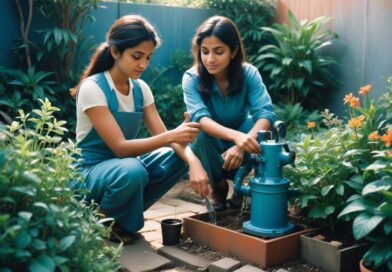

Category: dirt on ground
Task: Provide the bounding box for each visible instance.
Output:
[175,237,325,272]
[174,180,326,272]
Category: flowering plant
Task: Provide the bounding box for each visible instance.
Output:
[338,80,392,271]
[286,79,392,240]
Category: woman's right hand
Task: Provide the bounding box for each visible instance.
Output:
[168,112,200,144]
[233,131,261,154]
[189,159,210,198]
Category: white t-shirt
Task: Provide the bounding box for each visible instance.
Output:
[76,71,154,142]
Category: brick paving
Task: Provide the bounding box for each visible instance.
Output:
[116,181,292,272]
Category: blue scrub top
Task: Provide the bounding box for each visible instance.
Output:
[182,63,276,129]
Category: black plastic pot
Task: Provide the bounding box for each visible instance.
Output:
[161,218,183,246]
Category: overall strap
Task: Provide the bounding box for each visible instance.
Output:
[88,73,119,112]
[131,79,144,113]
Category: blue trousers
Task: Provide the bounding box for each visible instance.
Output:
[191,117,254,186]
[79,147,186,232]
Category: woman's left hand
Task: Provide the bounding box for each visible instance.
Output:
[222,145,244,170]
[189,160,210,198]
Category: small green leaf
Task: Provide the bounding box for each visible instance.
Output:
[324,205,335,215]
[335,184,344,195]
[379,202,392,217]
[321,184,334,196]
[18,211,32,221]
[353,213,384,240]
[0,245,14,255]
[384,222,392,235]
[382,191,392,203]
[15,230,31,249]
[59,235,76,251]
[15,249,31,258]
[31,239,46,250]
[338,199,368,218]
[29,254,55,272]
[363,180,391,195]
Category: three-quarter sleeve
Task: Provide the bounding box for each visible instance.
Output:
[182,70,212,122]
[246,65,276,126]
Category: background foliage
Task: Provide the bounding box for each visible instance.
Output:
[1,0,99,137]
[253,10,339,109]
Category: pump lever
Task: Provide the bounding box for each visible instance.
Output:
[283,143,296,168]
[273,121,286,143]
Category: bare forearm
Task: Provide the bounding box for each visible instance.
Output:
[247,118,271,138]
[170,143,199,165]
[199,117,271,142]
[114,131,173,157]
[199,117,239,142]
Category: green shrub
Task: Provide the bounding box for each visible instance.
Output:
[3,0,99,138]
[203,0,276,58]
[338,79,392,271]
[274,102,320,142]
[0,99,121,272]
[286,82,391,236]
[254,10,339,109]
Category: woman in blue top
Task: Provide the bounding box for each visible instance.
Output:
[73,15,209,244]
[183,16,275,211]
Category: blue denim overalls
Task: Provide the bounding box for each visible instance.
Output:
[76,73,187,232]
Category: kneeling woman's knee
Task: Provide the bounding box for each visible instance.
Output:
[115,158,149,188]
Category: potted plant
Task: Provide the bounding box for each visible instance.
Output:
[285,81,392,271]
[338,79,392,271]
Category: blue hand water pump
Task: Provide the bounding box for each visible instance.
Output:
[233,121,296,237]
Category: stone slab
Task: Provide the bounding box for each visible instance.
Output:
[209,257,242,272]
[158,245,210,271]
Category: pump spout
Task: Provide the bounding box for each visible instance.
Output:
[233,164,252,196]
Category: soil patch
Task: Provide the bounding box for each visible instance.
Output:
[176,237,325,272]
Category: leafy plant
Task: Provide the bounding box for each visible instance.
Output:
[338,80,392,271]
[0,99,121,272]
[203,0,276,58]
[274,102,320,142]
[7,0,100,138]
[286,82,390,237]
[254,10,339,108]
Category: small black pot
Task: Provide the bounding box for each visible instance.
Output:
[161,218,183,246]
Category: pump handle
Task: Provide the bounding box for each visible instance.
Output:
[273,121,286,143]
[283,143,296,168]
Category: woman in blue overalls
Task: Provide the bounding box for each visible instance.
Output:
[182,16,276,211]
[73,15,209,244]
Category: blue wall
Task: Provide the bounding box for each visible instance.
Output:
[1,1,214,74]
[0,1,22,67]
[84,2,214,71]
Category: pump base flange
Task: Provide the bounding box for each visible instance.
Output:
[243,220,295,238]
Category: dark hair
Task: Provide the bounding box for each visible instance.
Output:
[191,16,245,96]
[72,15,160,96]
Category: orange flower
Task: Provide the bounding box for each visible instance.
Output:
[388,150,392,158]
[348,116,365,128]
[359,84,372,95]
[381,129,392,147]
[343,93,354,104]
[307,121,316,129]
[368,131,379,140]
[349,97,360,108]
